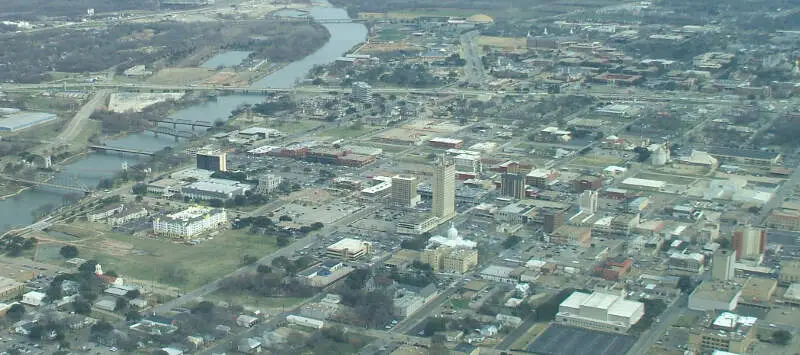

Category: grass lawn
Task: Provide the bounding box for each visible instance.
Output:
[40,223,278,290]
[208,291,307,310]
[512,322,549,350]
[319,125,378,139]
[376,28,406,41]
[268,119,325,134]
[450,298,470,309]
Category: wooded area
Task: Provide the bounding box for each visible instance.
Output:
[0,20,329,83]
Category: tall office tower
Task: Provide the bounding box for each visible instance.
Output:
[501,173,526,199]
[433,155,456,221]
[578,190,599,214]
[390,175,420,208]
[352,81,374,104]
[711,249,735,281]
[196,150,227,172]
[732,226,767,262]
[542,208,565,234]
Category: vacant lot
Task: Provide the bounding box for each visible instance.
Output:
[477,36,527,49]
[147,67,215,85]
[40,222,278,289]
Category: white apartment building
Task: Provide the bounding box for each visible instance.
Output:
[152,206,227,238]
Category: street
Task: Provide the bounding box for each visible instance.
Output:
[626,294,687,355]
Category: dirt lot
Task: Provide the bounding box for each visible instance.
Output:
[477,35,527,49]
[147,67,216,85]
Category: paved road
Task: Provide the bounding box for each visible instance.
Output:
[496,316,537,350]
[459,31,487,87]
[358,287,459,355]
[3,82,741,105]
[626,295,687,355]
[50,89,109,150]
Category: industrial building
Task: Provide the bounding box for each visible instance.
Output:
[325,238,372,261]
[556,291,645,333]
[181,178,253,201]
[152,207,227,238]
[620,177,666,192]
[0,111,58,132]
[707,147,781,166]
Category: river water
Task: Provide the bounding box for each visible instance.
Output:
[0,3,367,233]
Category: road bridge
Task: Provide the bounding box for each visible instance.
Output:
[146,126,196,139]
[88,145,155,156]
[149,118,215,129]
[0,174,91,194]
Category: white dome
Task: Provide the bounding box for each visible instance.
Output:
[447,224,459,239]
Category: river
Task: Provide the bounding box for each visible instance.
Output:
[0,2,367,233]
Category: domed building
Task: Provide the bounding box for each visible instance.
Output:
[467,14,494,24]
[428,223,477,249]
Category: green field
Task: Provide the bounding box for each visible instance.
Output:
[208,291,307,310]
[319,124,378,139]
[40,224,278,290]
[376,28,406,41]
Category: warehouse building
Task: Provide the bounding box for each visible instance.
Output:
[0,111,58,132]
[620,177,666,192]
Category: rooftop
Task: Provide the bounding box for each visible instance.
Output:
[165,206,224,222]
[707,147,780,160]
[327,238,370,252]
[621,177,666,189]
[740,277,777,303]
[691,280,742,303]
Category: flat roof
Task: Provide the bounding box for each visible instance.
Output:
[328,238,369,252]
[621,177,666,188]
[691,281,742,303]
[527,324,636,355]
[784,283,800,301]
[741,277,777,302]
[707,147,780,160]
[608,299,644,318]
[582,292,618,310]
[560,291,591,310]
[166,206,224,221]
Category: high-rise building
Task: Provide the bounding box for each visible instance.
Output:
[578,190,599,214]
[390,175,420,208]
[432,155,456,221]
[196,150,227,172]
[352,81,373,103]
[711,249,735,281]
[732,227,767,262]
[542,209,565,234]
[501,173,526,199]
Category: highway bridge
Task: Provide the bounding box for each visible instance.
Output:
[2,82,740,105]
[0,174,92,194]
